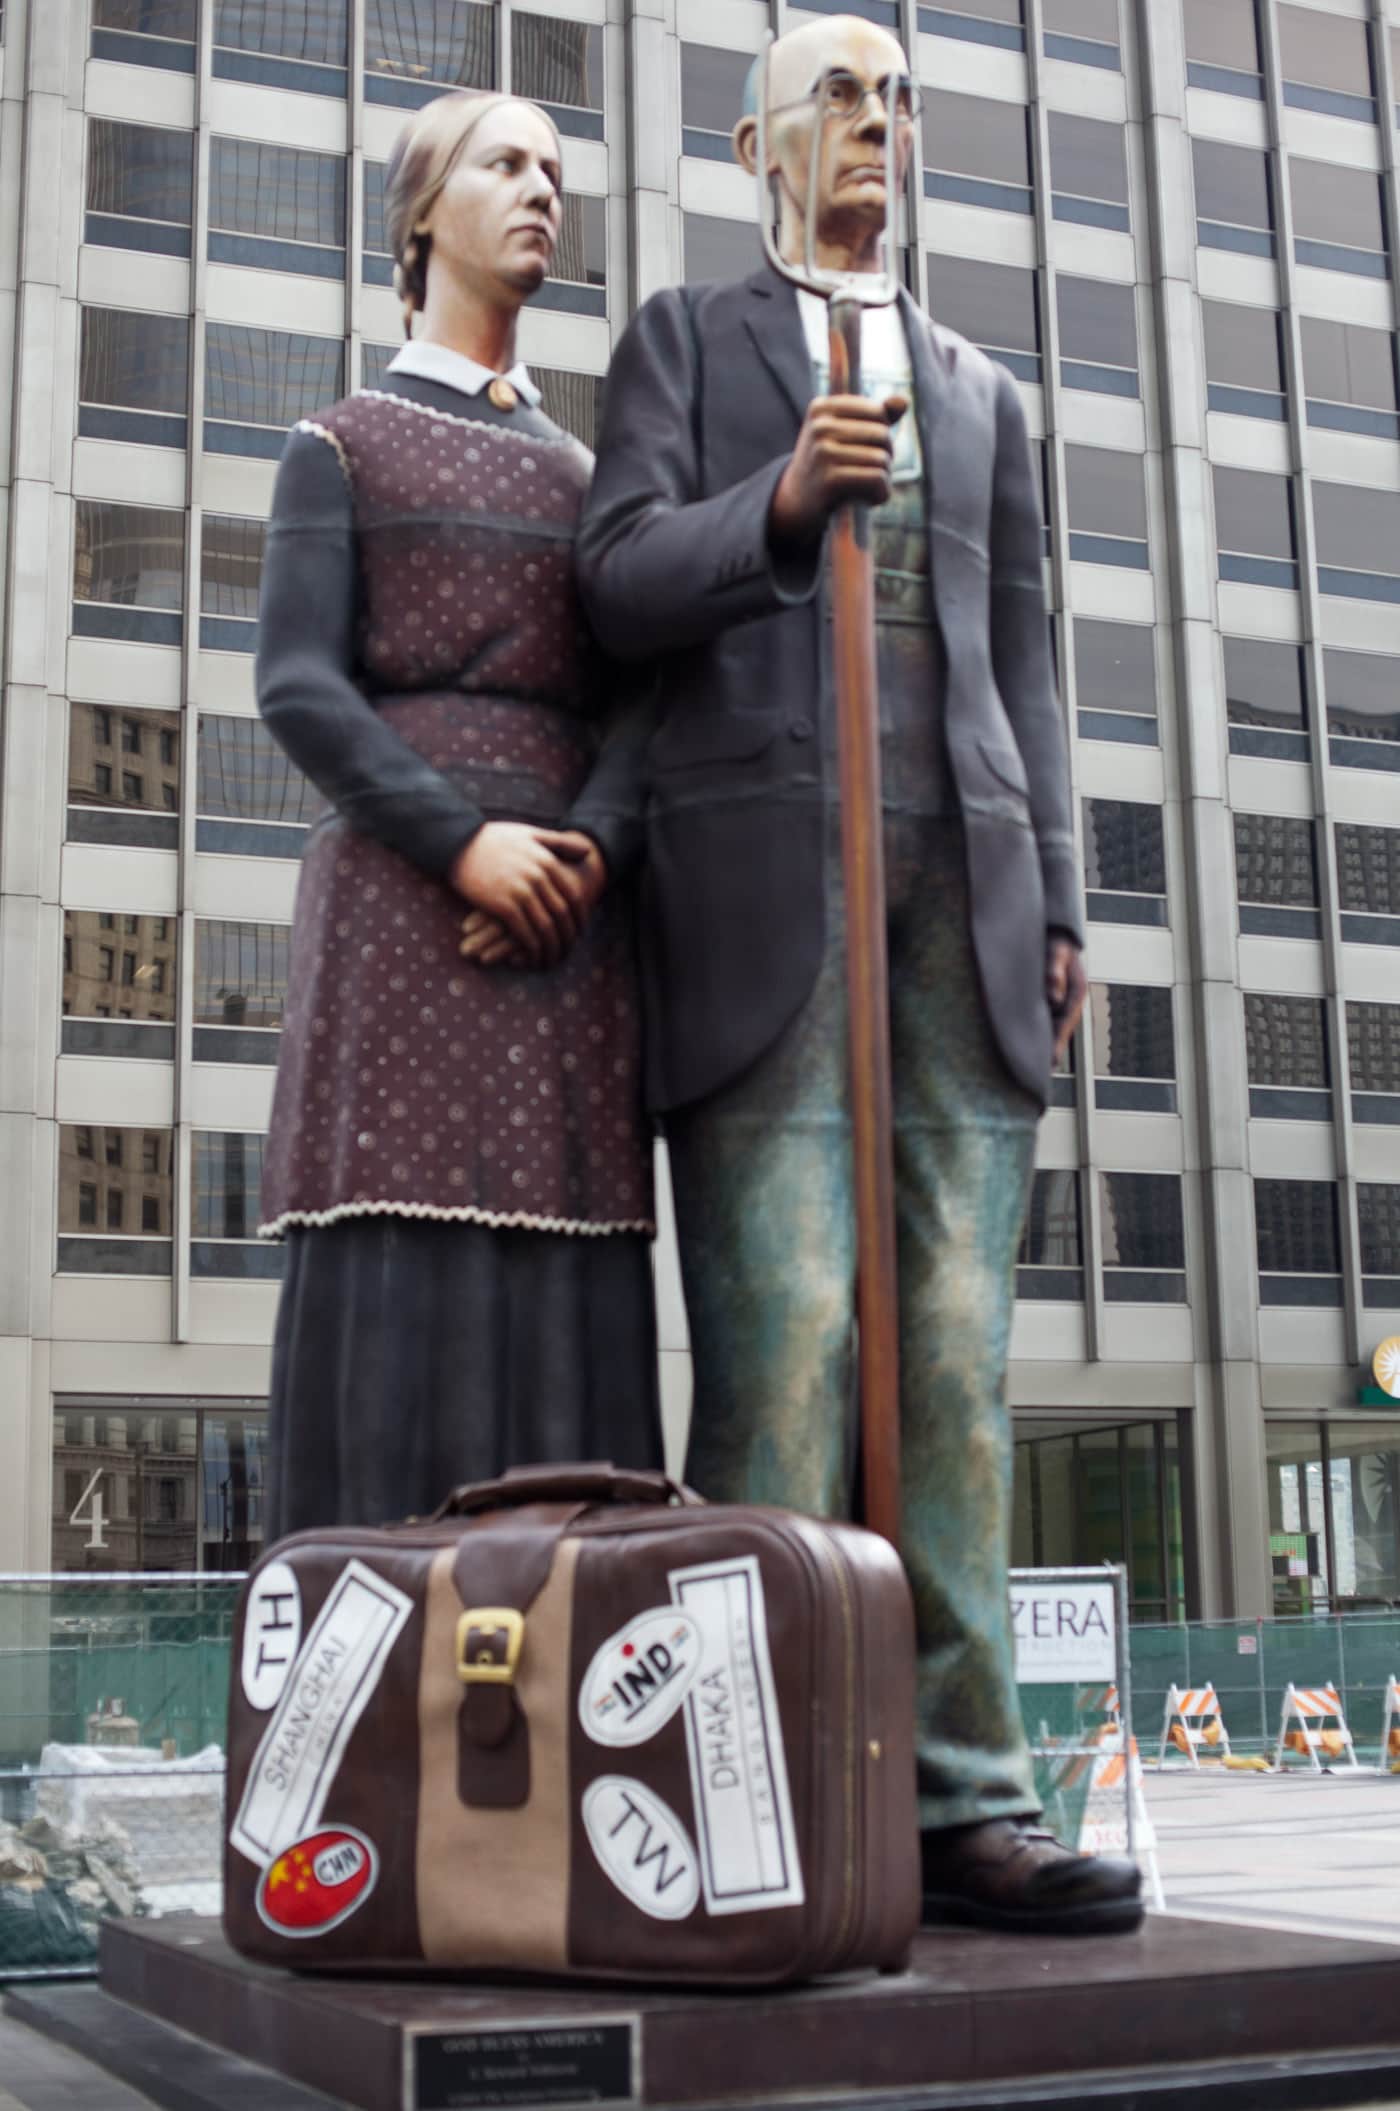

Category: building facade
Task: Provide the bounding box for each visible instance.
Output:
[0,0,1398,1617]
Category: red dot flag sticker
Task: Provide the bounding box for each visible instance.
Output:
[256,1826,377,1938]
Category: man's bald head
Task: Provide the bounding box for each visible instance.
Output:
[745,15,909,120]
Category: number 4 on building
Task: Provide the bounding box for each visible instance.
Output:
[69,1468,108,1550]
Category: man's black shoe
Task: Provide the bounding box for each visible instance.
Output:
[921,1818,1144,1935]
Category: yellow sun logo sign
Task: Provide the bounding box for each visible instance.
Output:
[1375,1338,1400,1401]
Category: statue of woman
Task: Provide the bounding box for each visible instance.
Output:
[254,88,660,1538]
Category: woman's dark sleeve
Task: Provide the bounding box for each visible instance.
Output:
[256,423,486,881]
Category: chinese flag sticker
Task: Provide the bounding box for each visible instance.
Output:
[256,1827,377,1938]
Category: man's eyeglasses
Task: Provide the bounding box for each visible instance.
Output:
[770,69,922,128]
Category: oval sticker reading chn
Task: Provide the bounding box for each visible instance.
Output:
[256,1826,377,1938]
[241,1561,302,1711]
[582,1776,699,1922]
[578,1608,702,1748]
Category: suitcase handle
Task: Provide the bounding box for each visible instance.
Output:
[430,1463,703,1519]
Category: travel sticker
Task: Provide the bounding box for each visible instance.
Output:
[582,1775,700,1922]
[667,1555,805,1917]
[240,1561,302,1711]
[230,1559,412,1867]
[578,1608,702,1748]
[256,1825,378,1938]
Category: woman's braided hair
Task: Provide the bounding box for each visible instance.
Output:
[385,89,561,338]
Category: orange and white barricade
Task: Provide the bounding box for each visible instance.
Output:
[1077,1724,1166,1909]
[1274,1682,1359,1772]
[1379,1676,1400,1770]
[1076,1683,1121,1726]
[1156,1683,1231,1768]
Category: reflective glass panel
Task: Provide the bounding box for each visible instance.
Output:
[1313,483,1400,577]
[86,118,194,223]
[1223,637,1306,730]
[1183,0,1259,72]
[197,714,321,824]
[69,704,180,811]
[680,42,749,136]
[1348,1002,1400,1095]
[1301,318,1397,412]
[1043,0,1117,38]
[922,90,1031,185]
[1267,1421,1331,1614]
[1323,648,1400,745]
[1328,1422,1400,1609]
[213,0,347,62]
[95,0,198,30]
[1335,824,1400,916]
[1213,466,1294,559]
[1202,301,1282,392]
[1065,446,1147,539]
[1056,274,1136,368]
[1090,984,1175,1078]
[58,1126,173,1234]
[52,1406,201,1573]
[1019,1169,1082,1265]
[363,160,387,254]
[1099,1172,1185,1269]
[200,1414,267,1571]
[194,921,290,1028]
[204,324,343,428]
[512,14,602,110]
[80,307,189,412]
[1244,993,1329,1089]
[534,368,606,449]
[1278,6,1372,97]
[927,253,1038,355]
[1233,813,1318,907]
[682,212,761,282]
[364,0,493,88]
[201,516,266,620]
[1289,160,1385,252]
[73,502,185,610]
[192,1131,267,1238]
[1192,138,1271,229]
[64,911,177,1022]
[1074,620,1154,715]
[208,137,346,244]
[1047,110,1127,202]
[1082,799,1165,894]
[1253,1178,1341,1273]
[554,194,605,286]
[1359,1186,1400,1277]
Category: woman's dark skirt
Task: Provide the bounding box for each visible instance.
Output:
[265,1214,663,1540]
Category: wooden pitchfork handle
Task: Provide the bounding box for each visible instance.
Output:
[828,295,901,1550]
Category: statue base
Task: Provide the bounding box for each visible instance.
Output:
[8,1911,1400,2109]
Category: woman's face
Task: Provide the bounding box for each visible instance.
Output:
[424,102,563,303]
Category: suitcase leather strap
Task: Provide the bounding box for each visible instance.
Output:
[451,1501,587,1812]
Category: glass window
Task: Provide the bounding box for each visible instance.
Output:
[922,89,1031,188]
[1359,1185,1400,1281]
[682,212,760,283]
[1301,318,1397,431]
[680,42,749,158]
[1324,649,1400,747]
[1043,0,1117,47]
[1090,984,1174,1079]
[1202,302,1282,395]
[73,501,185,611]
[80,307,188,415]
[1313,483,1400,583]
[95,0,197,29]
[201,515,266,622]
[192,1131,267,1238]
[86,118,193,227]
[64,911,176,1023]
[1082,799,1166,895]
[1245,993,1329,1089]
[1183,0,1259,76]
[1065,446,1147,540]
[1099,1172,1185,1269]
[1223,637,1306,732]
[1266,1422,1331,1614]
[197,713,320,827]
[1278,6,1373,104]
[1057,275,1137,389]
[361,341,396,391]
[194,921,290,1029]
[927,253,1038,369]
[58,1125,173,1271]
[1233,813,1318,907]
[1018,1169,1082,1266]
[1290,159,1386,261]
[553,193,606,289]
[922,0,1022,30]
[1349,1003,1400,1096]
[1325,1421,1400,1608]
[1335,824,1400,917]
[204,324,343,432]
[363,159,388,257]
[1254,1178,1341,1274]
[512,14,603,136]
[209,137,346,247]
[1074,620,1154,717]
[69,703,179,813]
[1212,465,1295,560]
[1047,110,1128,211]
[1192,138,1272,232]
[213,1,346,64]
[364,0,494,97]
[534,368,606,450]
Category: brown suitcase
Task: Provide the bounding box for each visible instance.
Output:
[223,1464,919,1985]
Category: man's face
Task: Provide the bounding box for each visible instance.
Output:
[764,19,916,245]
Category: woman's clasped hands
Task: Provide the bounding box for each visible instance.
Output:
[452,821,607,969]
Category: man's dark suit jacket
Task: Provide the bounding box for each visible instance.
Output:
[573,263,1085,1116]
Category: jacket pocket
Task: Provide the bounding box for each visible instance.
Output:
[650,711,780,772]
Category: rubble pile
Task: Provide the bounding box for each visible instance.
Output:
[0,1809,145,1968]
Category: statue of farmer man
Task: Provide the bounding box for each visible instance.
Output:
[576,15,1141,1933]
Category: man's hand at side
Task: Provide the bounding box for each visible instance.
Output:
[769,393,907,548]
[1046,933,1086,1066]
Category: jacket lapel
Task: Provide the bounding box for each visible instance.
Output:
[899,286,949,520]
[742,267,813,427]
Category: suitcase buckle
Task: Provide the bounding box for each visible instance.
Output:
[456,1607,524,1686]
